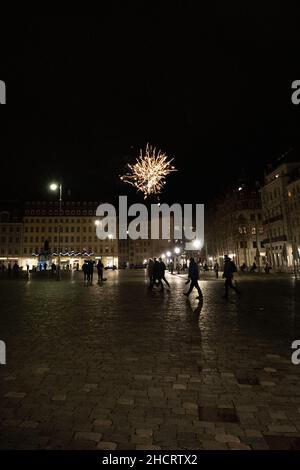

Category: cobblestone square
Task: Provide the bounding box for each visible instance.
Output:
[0,270,300,450]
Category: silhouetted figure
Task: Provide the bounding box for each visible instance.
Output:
[82,262,89,282]
[203,263,209,271]
[169,260,174,274]
[223,255,239,299]
[76,263,79,271]
[87,260,94,283]
[13,262,19,277]
[264,263,272,274]
[250,262,257,272]
[151,258,163,290]
[97,259,104,283]
[240,262,247,272]
[158,257,170,289]
[147,258,154,287]
[8,263,12,277]
[184,257,202,299]
[214,261,219,279]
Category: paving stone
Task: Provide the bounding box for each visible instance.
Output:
[97,441,117,450]
[215,434,241,443]
[74,432,102,442]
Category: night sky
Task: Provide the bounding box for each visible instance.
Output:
[2,6,300,205]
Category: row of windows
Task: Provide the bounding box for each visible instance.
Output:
[24,218,96,224]
[24,236,115,244]
[24,226,96,233]
[25,210,95,216]
[0,236,20,243]
[238,227,264,235]
[0,248,19,255]
[23,247,114,255]
[0,227,21,233]
[239,241,264,249]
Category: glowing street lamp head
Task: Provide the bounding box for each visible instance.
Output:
[161,254,166,259]
[94,220,100,226]
[193,239,201,249]
[166,251,171,258]
[50,183,58,191]
[174,247,180,255]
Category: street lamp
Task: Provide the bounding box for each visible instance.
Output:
[50,182,62,278]
[174,247,181,273]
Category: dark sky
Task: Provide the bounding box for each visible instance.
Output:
[2,5,300,205]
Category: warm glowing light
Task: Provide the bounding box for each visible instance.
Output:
[174,247,180,255]
[120,143,177,198]
[50,183,58,191]
[161,254,166,259]
[95,220,100,226]
[166,251,171,257]
[193,239,201,249]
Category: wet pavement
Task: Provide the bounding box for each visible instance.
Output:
[0,270,300,450]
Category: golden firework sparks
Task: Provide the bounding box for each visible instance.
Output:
[120,144,177,198]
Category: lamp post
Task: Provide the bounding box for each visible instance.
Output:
[174,247,180,273]
[50,183,62,278]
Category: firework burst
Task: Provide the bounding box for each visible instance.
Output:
[120,144,177,198]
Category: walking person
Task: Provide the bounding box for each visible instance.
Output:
[82,261,89,282]
[97,259,104,283]
[223,255,239,299]
[184,257,202,299]
[151,257,163,290]
[147,258,154,288]
[158,257,170,289]
[213,261,219,279]
[88,260,94,284]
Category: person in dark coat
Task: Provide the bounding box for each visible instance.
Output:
[82,261,89,282]
[223,255,239,298]
[158,257,170,289]
[97,259,104,283]
[184,257,202,299]
[151,257,163,290]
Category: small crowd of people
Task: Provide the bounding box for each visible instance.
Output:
[82,259,105,284]
[146,254,241,301]
[147,257,171,290]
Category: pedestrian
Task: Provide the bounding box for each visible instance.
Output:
[147,258,154,287]
[250,262,257,272]
[82,261,89,282]
[88,260,94,283]
[184,257,202,299]
[158,257,170,289]
[169,259,174,274]
[213,261,219,279]
[97,259,104,283]
[240,262,247,272]
[151,257,163,290]
[223,255,239,299]
[13,262,19,277]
